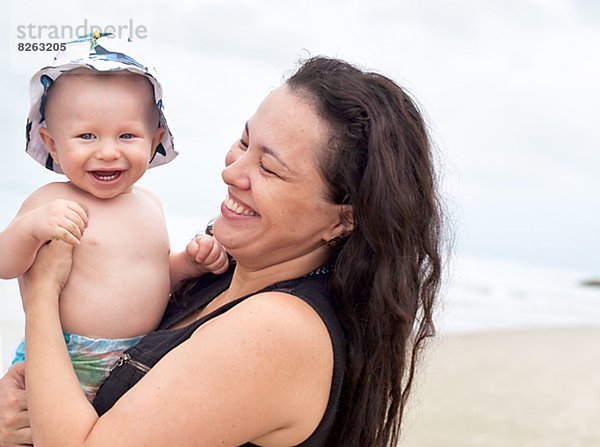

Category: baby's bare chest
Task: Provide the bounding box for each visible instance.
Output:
[58,193,171,336]
[84,203,165,247]
[77,197,169,261]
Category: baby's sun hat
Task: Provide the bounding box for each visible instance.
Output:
[25,31,177,174]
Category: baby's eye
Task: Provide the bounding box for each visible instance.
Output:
[78,133,95,140]
[120,133,135,139]
[239,138,249,150]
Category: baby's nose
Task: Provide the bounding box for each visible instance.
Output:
[95,143,121,160]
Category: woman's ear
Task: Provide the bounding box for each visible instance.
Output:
[38,127,59,163]
[326,205,354,242]
[339,204,354,235]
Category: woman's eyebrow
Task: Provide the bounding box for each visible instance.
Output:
[246,121,292,172]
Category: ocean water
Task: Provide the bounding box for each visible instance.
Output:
[436,254,600,334]
[2,250,599,373]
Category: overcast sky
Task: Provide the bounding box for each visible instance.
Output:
[2,0,599,273]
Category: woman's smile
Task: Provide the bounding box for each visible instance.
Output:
[223,194,259,217]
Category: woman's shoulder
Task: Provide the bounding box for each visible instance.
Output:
[179,289,335,445]
[232,271,344,358]
[228,289,334,348]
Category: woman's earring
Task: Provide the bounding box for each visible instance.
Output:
[326,236,340,247]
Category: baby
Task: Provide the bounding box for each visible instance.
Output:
[0,33,227,400]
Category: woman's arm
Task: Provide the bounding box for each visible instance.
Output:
[22,242,332,447]
[90,293,333,446]
[20,241,99,445]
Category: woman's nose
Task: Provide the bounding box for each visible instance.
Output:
[222,149,250,190]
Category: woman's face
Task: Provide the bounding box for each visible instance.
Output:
[213,85,349,269]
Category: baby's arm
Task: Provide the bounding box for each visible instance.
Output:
[0,191,87,279]
[169,235,229,289]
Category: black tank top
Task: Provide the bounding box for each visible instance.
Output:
[93,267,345,446]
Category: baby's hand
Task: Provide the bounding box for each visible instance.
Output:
[186,234,229,275]
[29,200,88,247]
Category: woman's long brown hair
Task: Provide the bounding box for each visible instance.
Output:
[288,57,443,446]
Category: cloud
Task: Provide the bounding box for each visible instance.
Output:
[2,0,598,270]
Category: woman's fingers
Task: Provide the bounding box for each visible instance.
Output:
[21,240,74,298]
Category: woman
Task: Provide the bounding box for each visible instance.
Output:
[0,56,442,446]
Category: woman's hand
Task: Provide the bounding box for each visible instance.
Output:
[19,240,74,313]
[0,362,32,446]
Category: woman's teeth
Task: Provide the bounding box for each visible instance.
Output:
[226,197,258,216]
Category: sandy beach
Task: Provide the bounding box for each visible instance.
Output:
[400,327,600,447]
[3,278,600,446]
